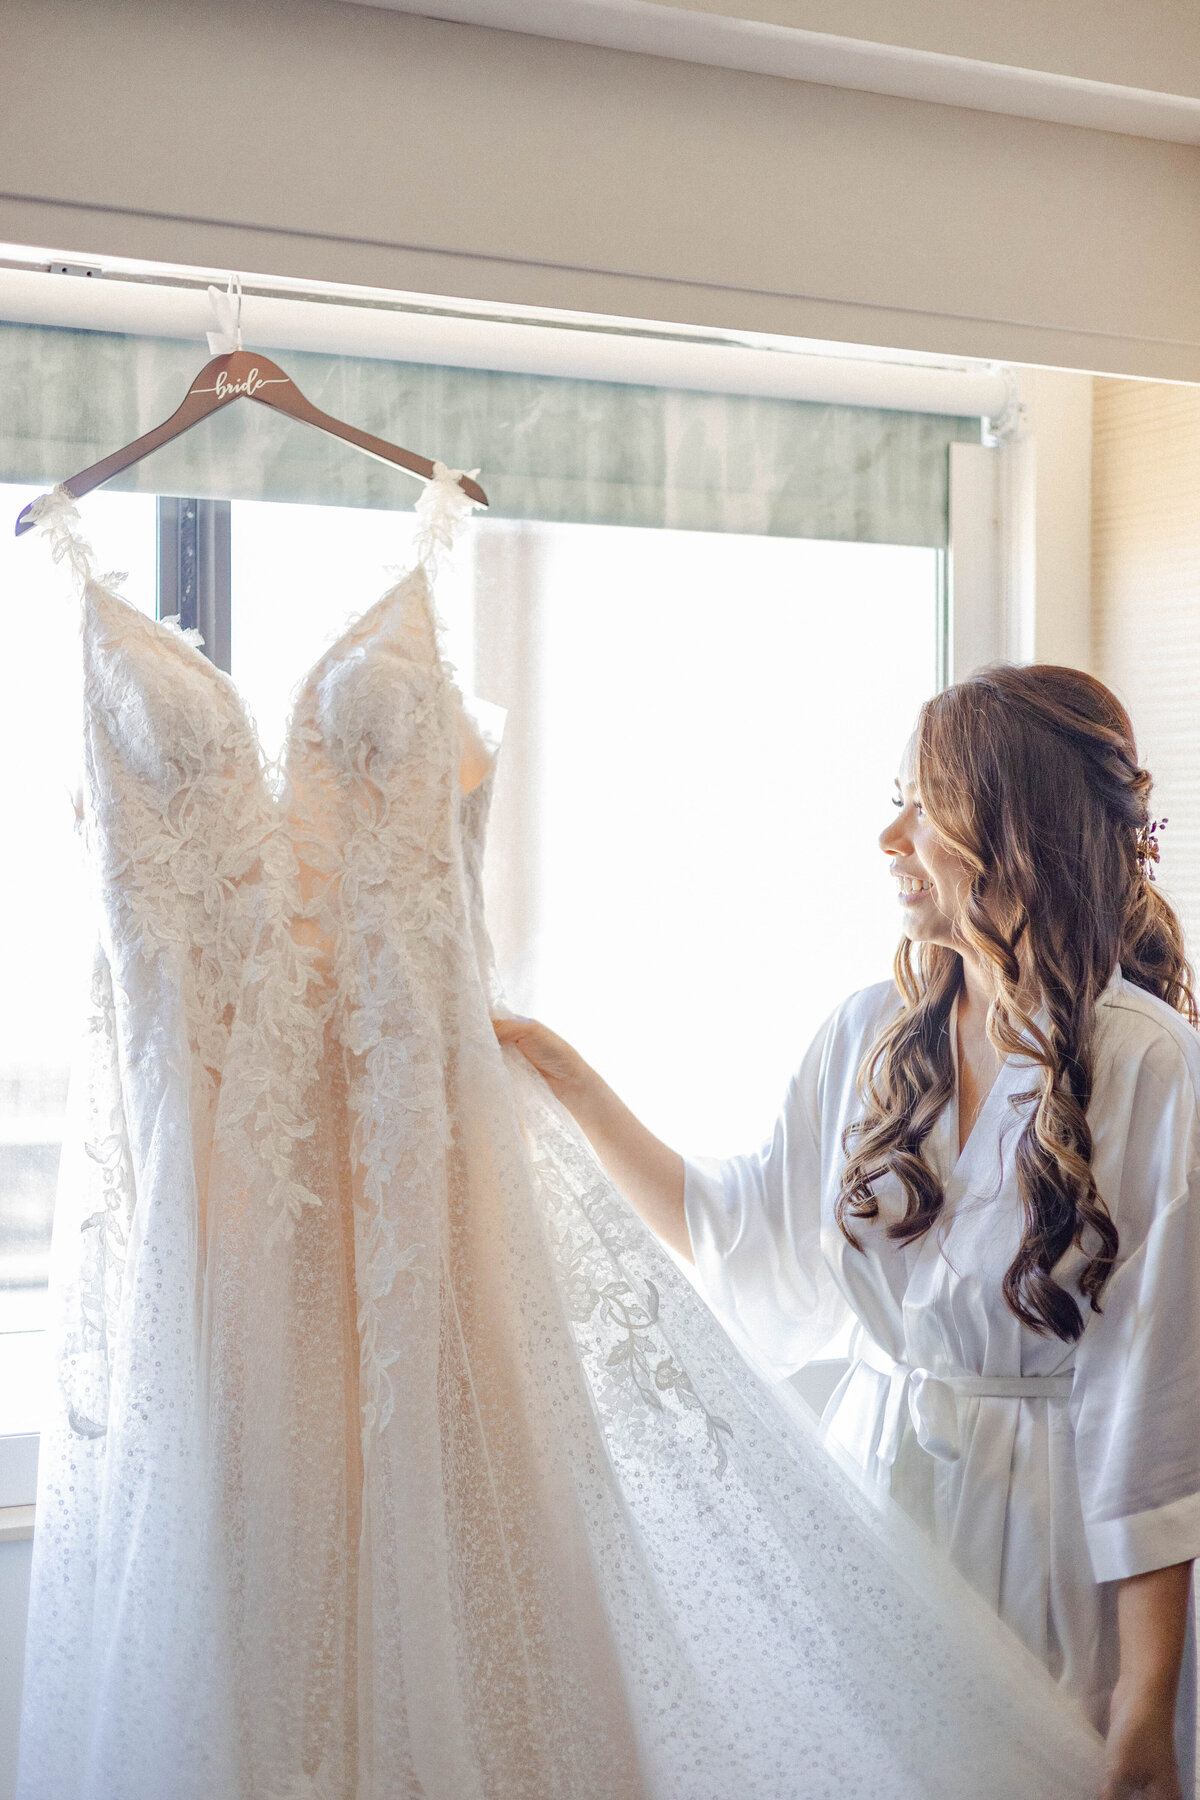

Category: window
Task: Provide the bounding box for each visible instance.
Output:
[507,523,937,1152]
[0,488,939,1444]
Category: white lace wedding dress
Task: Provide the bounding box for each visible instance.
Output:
[18,476,1108,1800]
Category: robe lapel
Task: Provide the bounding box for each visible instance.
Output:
[923,994,960,1188]
[925,992,1039,1203]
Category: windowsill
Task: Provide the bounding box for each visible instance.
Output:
[0,1504,34,1543]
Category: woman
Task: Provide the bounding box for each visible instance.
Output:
[498,664,1200,1800]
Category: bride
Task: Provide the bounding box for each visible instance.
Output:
[499,662,1200,1800]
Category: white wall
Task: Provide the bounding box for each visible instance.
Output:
[1019,367,1096,672]
[1092,378,1200,952]
[1,0,1199,379]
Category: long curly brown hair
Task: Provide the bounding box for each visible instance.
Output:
[837,663,1196,1341]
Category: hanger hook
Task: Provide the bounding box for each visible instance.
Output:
[228,271,244,352]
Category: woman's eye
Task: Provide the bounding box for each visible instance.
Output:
[890,796,903,810]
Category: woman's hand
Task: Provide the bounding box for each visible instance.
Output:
[1101,1561,1192,1800]
[492,1016,590,1103]
[1099,1687,1181,1799]
[492,1015,691,1261]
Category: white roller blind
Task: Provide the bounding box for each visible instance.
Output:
[4,0,1199,381]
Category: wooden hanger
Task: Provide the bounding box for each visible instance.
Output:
[15,347,488,534]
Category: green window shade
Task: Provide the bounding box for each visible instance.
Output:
[0,321,979,546]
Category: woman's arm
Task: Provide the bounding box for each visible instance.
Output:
[1100,1560,1192,1800]
[494,1017,692,1261]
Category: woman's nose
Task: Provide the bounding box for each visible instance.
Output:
[879,815,909,855]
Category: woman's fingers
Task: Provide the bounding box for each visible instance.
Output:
[491,1016,583,1091]
[492,1016,532,1041]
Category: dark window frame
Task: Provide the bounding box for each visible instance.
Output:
[156,497,232,672]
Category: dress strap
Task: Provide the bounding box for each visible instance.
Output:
[25,484,100,595]
[854,1332,1074,1467]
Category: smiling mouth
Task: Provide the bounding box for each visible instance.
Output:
[897,876,930,896]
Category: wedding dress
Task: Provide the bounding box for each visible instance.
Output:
[18,476,1108,1800]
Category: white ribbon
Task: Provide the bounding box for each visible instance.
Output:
[855,1334,1074,1466]
[414,459,483,567]
[205,272,244,355]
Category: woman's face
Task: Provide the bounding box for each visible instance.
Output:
[879,735,975,949]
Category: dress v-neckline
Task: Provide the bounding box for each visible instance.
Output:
[87,564,429,766]
[83,564,503,810]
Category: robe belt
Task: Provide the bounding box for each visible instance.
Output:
[854,1335,1075,1466]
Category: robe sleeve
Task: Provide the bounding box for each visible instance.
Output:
[682,1010,849,1378]
[1071,1040,1200,1584]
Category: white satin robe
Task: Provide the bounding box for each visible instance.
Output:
[684,969,1200,1748]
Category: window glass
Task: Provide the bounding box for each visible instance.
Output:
[523,525,938,1152]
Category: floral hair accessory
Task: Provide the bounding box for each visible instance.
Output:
[1136,816,1168,882]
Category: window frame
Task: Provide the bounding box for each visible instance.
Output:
[157,496,232,669]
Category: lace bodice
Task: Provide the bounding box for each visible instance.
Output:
[19,480,1110,1800]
